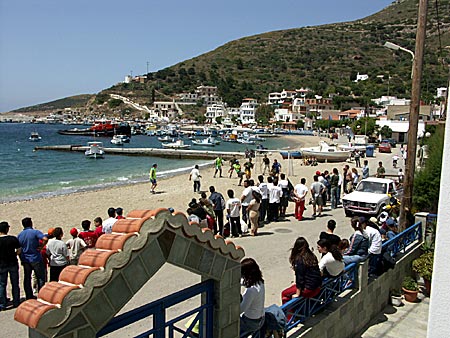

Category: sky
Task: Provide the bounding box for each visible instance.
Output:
[0,0,394,112]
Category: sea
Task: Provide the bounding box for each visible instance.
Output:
[0,123,293,203]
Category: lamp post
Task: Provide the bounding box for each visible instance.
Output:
[384,41,415,79]
[384,0,428,231]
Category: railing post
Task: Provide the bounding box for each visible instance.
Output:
[357,261,368,290]
[153,302,166,338]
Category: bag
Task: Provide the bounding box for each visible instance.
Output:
[220,195,226,210]
[241,220,248,234]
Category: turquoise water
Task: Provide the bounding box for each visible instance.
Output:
[0,123,293,202]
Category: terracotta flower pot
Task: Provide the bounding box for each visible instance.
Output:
[402,287,418,302]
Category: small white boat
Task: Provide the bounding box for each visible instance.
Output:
[192,137,216,147]
[338,143,367,152]
[85,142,105,159]
[117,134,130,143]
[111,135,124,145]
[301,141,350,162]
[29,132,42,142]
[161,139,191,149]
[237,138,255,145]
[157,136,173,142]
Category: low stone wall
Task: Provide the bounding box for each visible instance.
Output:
[294,242,422,338]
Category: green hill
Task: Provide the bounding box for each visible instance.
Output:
[103,0,449,108]
[13,94,93,113]
[14,0,450,113]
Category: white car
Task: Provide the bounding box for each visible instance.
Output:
[342,178,398,217]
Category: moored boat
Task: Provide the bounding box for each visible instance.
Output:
[161,139,191,149]
[192,137,216,147]
[301,141,350,162]
[111,135,124,146]
[279,151,302,159]
[29,132,42,142]
[85,142,105,159]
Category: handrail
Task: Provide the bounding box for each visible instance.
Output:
[382,221,422,257]
[97,279,214,337]
[281,221,422,333]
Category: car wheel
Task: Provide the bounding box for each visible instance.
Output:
[345,209,353,217]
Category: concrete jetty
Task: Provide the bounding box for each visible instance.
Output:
[34,145,245,160]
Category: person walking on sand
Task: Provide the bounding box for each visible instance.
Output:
[376,161,385,178]
[213,156,224,178]
[228,156,238,178]
[189,165,202,193]
[244,158,254,180]
[149,163,158,194]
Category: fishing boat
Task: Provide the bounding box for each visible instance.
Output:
[279,151,302,159]
[29,132,42,142]
[192,137,217,147]
[85,142,105,159]
[58,120,131,137]
[237,138,255,145]
[157,135,173,142]
[301,141,350,162]
[161,139,191,149]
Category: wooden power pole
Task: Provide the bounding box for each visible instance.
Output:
[399,0,428,230]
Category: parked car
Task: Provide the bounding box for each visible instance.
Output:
[342,178,398,217]
[382,138,397,148]
[378,142,392,153]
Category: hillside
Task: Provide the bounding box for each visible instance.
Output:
[12,94,93,113]
[13,0,450,114]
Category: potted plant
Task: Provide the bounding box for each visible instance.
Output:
[390,288,403,307]
[412,251,433,294]
[402,276,419,302]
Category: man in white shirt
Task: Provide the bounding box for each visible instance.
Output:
[310,175,326,217]
[226,189,242,238]
[257,175,269,223]
[102,207,118,234]
[361,217,382,278]
[189,165,202,193]
[294,178,308,221]
[240,180,253,225]
[268,177,282,222]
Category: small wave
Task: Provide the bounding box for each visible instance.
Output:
[59,181,72,185]
[117,176,129,181]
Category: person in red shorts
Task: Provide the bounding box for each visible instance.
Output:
[281,237,321,304]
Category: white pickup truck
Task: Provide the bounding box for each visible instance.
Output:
[342,178,398,217]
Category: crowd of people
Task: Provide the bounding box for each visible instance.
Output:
[239,212,399,337]
[0,207,126,311]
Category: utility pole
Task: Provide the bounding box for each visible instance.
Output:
[399,0,428,231]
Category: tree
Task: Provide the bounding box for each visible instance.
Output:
[255,104,274,126]
[380,125,393,138]
[351,117,377,136]
[413,126,444,213]
[296,119,305,129]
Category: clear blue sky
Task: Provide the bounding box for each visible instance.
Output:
[0,0,394,112]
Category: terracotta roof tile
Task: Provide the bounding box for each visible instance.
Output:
[78,249,118,267]
[95,233,136,251]
[59,266,100,286]
[38,282,80,305]
[14,299,56,328]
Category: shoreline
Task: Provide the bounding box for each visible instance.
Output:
[1,134,318,231]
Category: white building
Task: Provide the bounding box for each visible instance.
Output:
[239,98,258,124]
[354,72,369,82]
[205,103,226,123]
[372,96,411,106]
[274,108,303,122]
[436,87,447,98]
[268,92,282,104]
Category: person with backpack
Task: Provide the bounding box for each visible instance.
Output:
[209,186,226,235]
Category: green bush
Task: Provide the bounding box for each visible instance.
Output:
[412,252,434,280]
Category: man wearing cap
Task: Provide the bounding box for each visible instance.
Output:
[361,217,382,278]
[17,217,47,299]
[0,221,22,309]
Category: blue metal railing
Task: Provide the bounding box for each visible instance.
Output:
[281,221,422,333]
[97,279,214,338]
[281,263,358,332]
[382,221,422,257]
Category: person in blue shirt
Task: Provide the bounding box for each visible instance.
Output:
[17,217,47,299]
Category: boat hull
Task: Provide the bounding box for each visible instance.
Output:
[279,151,302,160]
[301,150,349,162]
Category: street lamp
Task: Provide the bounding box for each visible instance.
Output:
[384,41,415,78]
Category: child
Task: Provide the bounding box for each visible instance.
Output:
[93,217,104,240]
[66,228,87,265]
[116,207,125,219]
